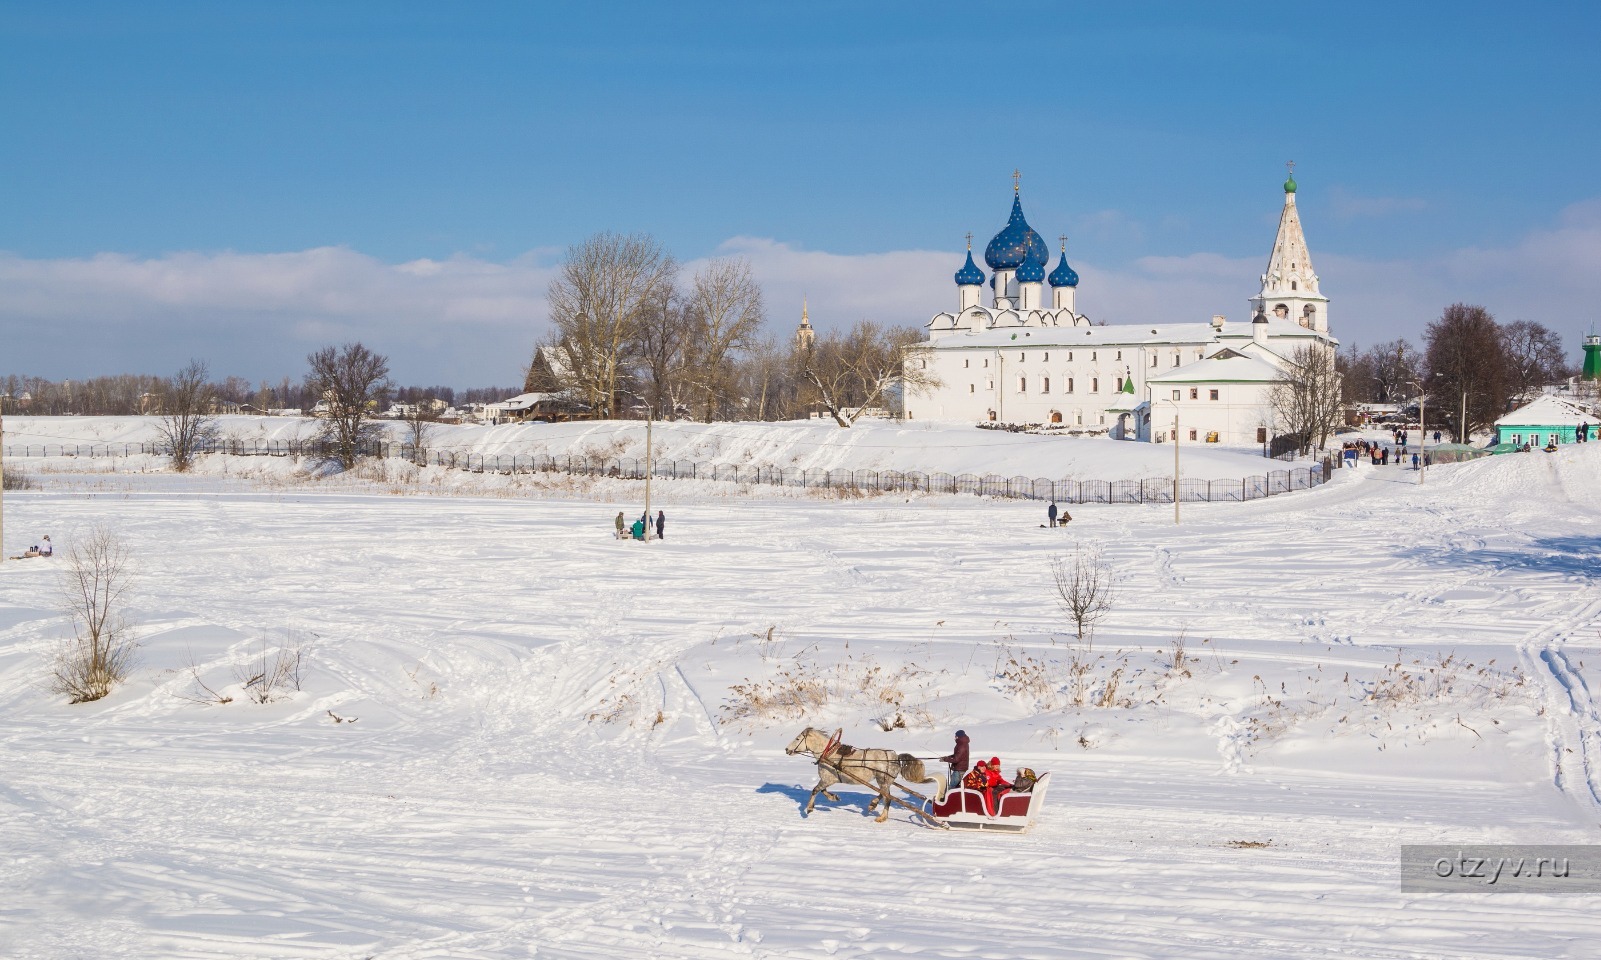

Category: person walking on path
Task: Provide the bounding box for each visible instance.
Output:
[1412,452,1420,470]
[655,510,665,541]
[1046,502,1058,527]
[940,729,970,792]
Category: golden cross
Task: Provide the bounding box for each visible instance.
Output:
[1059,234,1067,252]
[1286,160,1295,177]
[965,231,973,250]
[1012,168,1021,193]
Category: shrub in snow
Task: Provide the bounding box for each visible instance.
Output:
[51,527,137,704]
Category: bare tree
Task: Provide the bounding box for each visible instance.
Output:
[545,232,677,419]
[798,321,939,427]
[51,527,137,703]
[635,285,692,419]
[1424,303,1511,443]
[156,359,220,472]
[684,258,765,422]
[401,400,441,466]
[306,343,392,469]
[1500,320,1570,399]
[1050,544,1117,642]
[735,335,801,421]
[1267,344,1344,455]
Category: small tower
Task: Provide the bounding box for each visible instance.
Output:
[954,233,985,311]
[1248,163,1330,334]
[1048,235,1079,314]
[1583,331,1601,382]
[795,300,816,352]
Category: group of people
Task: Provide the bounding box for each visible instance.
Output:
[1340,438,1430,470]
[614,510,666,541]
[940,729,1038,815]
[1044,502,1071,528]
[7,534,52,560]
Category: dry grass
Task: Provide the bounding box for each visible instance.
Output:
[722,650,940,726]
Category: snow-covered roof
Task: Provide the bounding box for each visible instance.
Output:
[497,392,557,411]
[928,317,1332,350]
[1147,351,1286,385]
[1495,395,1601,427]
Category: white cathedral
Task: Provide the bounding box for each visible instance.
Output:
[901,173,1337,446]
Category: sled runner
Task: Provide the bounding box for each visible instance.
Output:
[926,772,1052,833]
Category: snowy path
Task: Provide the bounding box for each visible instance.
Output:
[2,445,1600,958]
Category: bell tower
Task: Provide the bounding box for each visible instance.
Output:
[1248,163,1330,334]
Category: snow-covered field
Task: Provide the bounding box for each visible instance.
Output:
[2,425,1600,959]
[6,415,1297,482]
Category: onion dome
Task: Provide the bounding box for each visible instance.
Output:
[1048,250,1079,288]
[984,195,1049,270]
[1016,252,1047,283]
[954,250,985,286]
[1284,175,1297,194]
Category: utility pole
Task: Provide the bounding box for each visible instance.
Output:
[644,413,653,541]
[1416,384,1427,484]
[1173,409,1181,525]
[0,397,6,565]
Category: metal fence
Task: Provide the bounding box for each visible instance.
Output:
[3,438,1338,505]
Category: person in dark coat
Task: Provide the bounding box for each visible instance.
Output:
[1046,502,1058,527]
[655,510,665,540]
[940,729,970,792]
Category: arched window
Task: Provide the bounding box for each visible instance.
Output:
[1018,375,1027,393]
[1092,377,1099,393]
[1050,410,1062,424]
[1066,377,1075,393]
[987,409,997,422]
[1116,377,1124,391]
[1041,377,1051,393]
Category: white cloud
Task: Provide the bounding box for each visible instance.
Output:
[1327,187,1427,220]
[6,200,1599,384]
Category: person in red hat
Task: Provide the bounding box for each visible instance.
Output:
[982,756,1013,814]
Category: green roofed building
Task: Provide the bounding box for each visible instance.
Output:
[1494,396,1599,447]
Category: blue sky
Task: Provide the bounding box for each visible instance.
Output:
[4,1,1599,384]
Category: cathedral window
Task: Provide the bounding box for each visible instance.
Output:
[1043,352,1049,362]
[1171,390,1181,401]
[1091,351,1097,361]
[1115,350,1122,361]
[1189,387,1198,400]
[1067,351,1073,361]
[1019,353,1025,361]
[1018,376,1027,393]
[1066,377,1074,393]
[1172,352,1180,367]
[1150,355,1157,368]
[969,384,975,393]
[1091,377,1099,393]
[1210,389,1219,401]
[1189,429,1197,441]
[983,358,989,368]
[963,358,970,369]
[1290,281,1298,290]
[1116,377,1124,391]
[1042,377,1051,393]
[986,379,994,390]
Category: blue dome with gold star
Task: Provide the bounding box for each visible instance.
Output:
[1048,250,1079,288]
[1016,251,1047,283]
[984,195,1049,270]
[954,250,984,286]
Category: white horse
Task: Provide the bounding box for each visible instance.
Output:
[785,726,946,823]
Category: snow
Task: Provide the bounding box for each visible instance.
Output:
[6,414,1305,482]
[2,420,1600,958]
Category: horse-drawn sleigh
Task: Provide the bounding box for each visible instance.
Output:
[785,727,1050,833]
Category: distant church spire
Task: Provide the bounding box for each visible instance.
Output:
[795,298,816,351]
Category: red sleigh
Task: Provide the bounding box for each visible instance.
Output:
[927,773,1052,833]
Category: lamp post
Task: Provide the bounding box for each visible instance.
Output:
[1409,379,1427,484]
